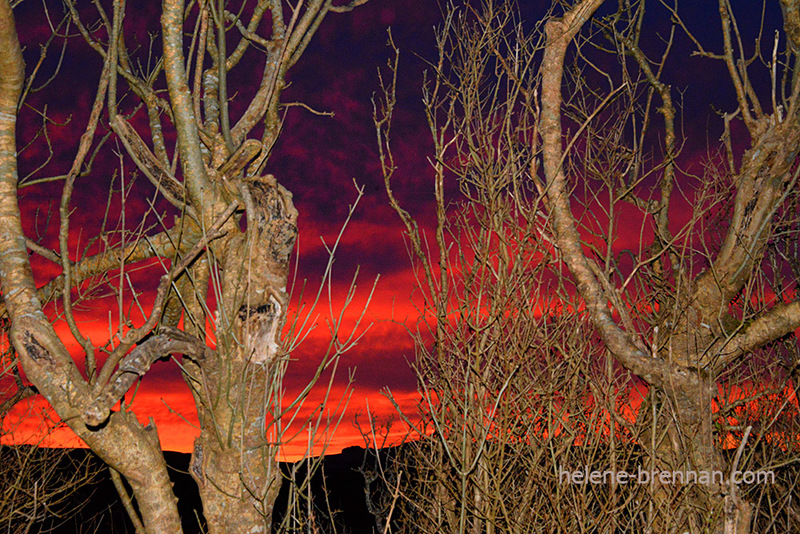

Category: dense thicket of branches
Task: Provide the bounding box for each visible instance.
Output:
[372,1,800,533]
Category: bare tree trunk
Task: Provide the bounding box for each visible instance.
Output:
[3,0,371,530]
[376,1,800,532]
[187,177,297,532]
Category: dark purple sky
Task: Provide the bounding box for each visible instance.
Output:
[3,0,786,457]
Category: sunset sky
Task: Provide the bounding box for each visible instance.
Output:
[1,0,787,461]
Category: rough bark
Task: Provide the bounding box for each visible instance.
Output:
[540,0,673,388]
[3,0,369,531]
[188,177,297,533]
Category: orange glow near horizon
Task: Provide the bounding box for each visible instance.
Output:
[5,373,798,462]
[0,387,423,462]
[0,256,426,462]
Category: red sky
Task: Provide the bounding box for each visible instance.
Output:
[1,0,791,461]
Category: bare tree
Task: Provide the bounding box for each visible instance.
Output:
[0,1,373,533]
[375,1,800,533]
[539,1,800,532]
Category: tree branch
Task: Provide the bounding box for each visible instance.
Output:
[0,383,35,419]
[713,301,800,368]
[539,0,671,386]
[0,0,48,322]
[0,227,181,320]
[95,199,237,389]
[693,127,800,324]
[84,327,212,426]
[162,0,213,207]
[111,115,190,214]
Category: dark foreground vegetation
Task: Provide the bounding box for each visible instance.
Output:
[4,439,800,534]
[1,445,381,534]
